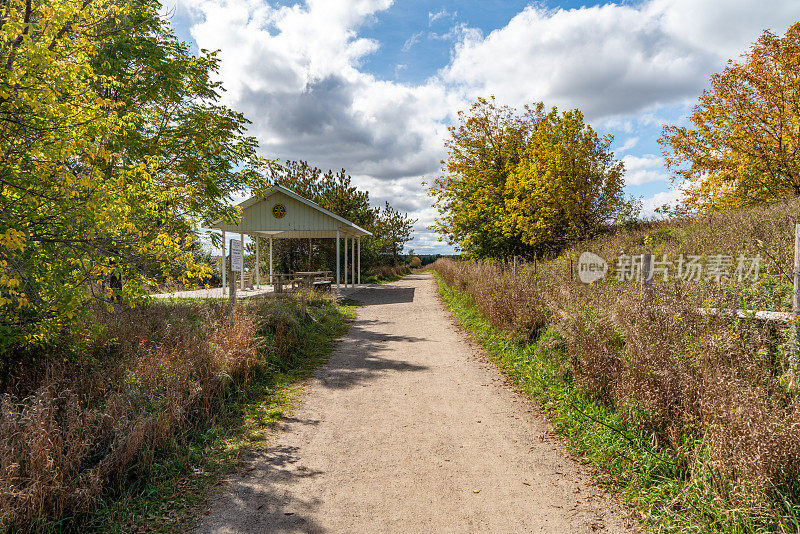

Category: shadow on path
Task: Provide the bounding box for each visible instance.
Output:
[315,321,428,390]
[202,442,327,533]
[347,279,417,306]
[197,276,429,533]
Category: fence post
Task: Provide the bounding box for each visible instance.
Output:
[791,224,800,386]
[641,253,653,301]
[794,223,800,313]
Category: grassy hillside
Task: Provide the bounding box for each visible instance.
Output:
[433,198,800,532]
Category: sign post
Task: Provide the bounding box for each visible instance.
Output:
[230,239,242,308]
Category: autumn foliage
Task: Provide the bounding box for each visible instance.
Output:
[505,108,629,251]
[434,197,800,528]
[660,23,800,211]
[429,97,636,259]
[0,0,264,352]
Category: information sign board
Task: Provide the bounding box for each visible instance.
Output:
[230,239,243,272]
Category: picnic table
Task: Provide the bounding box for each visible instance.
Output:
[271,271,333,292]
[295,271,334,291]
[294,271,329,286]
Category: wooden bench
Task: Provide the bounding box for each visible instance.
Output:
[313,280,332,291]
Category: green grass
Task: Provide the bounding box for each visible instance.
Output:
[375,273,409,284]
[363,272,412,284]
[433,271,800,533]
[86,299,355,533]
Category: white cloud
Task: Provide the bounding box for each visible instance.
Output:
[441,2,798,120]
[403,22,471,52]
[428,9,455,25]
[616,136,639,152]
[176,0,453,181]
[602,118,635,134]
[641,189,684,218]
[167,0,798,252]
[622,154,670,186]
[402,30,424,52]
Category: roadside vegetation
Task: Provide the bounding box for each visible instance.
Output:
[433,197,800,532]
[0,292,352,532]
[1,2,412,530]
[430,23,800,532]
[365,264,413,284]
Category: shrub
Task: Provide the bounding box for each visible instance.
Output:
[366,264,411,282]
[432,198,800,524]
[0,293,339,531]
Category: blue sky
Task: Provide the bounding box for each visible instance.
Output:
[167,0,799,254]
[359,1,564,83]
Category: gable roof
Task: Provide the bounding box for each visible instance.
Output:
[207,185,372,238]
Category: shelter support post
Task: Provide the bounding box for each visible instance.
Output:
[221,231,226,296]
[255,237,260,289]
[269,238,273,287]
[344,237,348,288]
[240,232,245,290]
[358,237,361,285]
[336,230,340,293]
[351,235,355,287]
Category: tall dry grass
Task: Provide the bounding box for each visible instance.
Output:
[0,293,335,531]
[434,199,800,520]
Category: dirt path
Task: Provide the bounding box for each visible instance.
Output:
[197,272,633,533]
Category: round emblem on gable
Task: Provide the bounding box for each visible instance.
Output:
[272,203,286,219]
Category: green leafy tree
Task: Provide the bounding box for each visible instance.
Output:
[505,108,633,252]
[0,0,263,350]
[376,202,416,265]
[660,24,800,211]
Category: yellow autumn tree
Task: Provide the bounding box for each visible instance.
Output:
[504,108,632,252]
[660,23,800,211]
[428,97,545,259]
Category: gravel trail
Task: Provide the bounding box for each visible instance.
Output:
[196,272,633,533]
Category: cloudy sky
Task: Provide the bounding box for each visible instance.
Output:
[167,0,798,254]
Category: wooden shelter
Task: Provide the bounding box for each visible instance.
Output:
[208,185,372,294]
